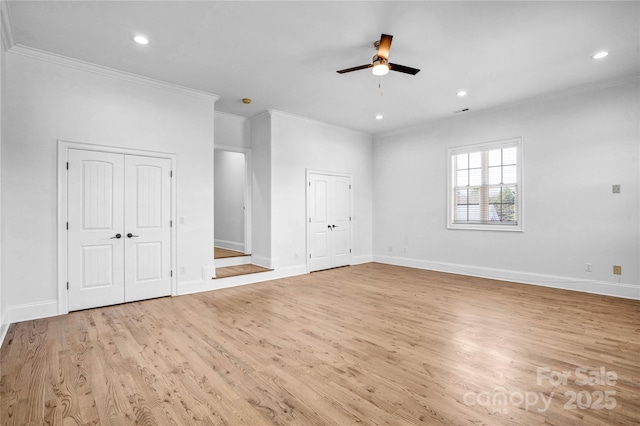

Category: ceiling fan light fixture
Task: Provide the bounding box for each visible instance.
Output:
[336,34,419,76]
[372,59,390,76]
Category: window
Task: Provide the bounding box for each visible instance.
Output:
[447,138,522,231]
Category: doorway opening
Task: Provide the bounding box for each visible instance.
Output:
[214,148,251,257]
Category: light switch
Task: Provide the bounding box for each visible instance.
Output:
[612,184,620,194]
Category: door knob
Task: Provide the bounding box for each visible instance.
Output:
[331,225,339,228]
[127,233,139,238]
[110,234,122,239]
[327,225,332,229]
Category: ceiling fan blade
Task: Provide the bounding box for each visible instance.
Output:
[336,64,373,74]
[389,63,420,75]
[377,34,393,60]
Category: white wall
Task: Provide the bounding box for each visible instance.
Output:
[214,150,245,252]
[270,110,373,272]
[215,112,250,150]
[0,1,7,341]
[373,80,640,299]
[4,52,218,320]
[249,112,272,267]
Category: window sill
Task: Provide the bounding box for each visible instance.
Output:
[447,223,523,232]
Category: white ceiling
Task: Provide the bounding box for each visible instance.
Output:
[5,1,639,134]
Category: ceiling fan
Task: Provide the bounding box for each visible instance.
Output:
[336,34,420,76]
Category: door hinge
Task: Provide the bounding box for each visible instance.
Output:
[170,170,173,178]
[66,162,69,170]
[66,222,69,230]
[349,249,352,253]
[170,270,173,277]
[66,282,69,290]
[309,254,311,259]
[349,184,351,189]
[309,218,311,223]
[349,216,352,221]
[170,220,173,227]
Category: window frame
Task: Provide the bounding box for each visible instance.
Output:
[446,138,523,232]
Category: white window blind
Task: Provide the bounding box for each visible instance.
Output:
[448,138,522,231]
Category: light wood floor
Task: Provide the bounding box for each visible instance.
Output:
[214,247,246,259]
[1,263,639,425]
[214,264,272,279]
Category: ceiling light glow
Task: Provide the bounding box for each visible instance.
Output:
[372,57,390,76]
[591,51,608,60]
[375,114,383,120]
[457,90,467,97]
[372,63,389,76]
[134,35,149,45]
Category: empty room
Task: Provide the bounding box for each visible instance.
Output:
[0,1,638,425]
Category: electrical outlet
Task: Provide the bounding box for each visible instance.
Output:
[585,263,592,272]
[613,265,622,275]
[612,184,620,194]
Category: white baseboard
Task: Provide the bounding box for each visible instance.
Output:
[8,299,59,323]
[0,310,9,348]
[178,265,307,296]
[214,239,245,253]
[352,255,373,265]
[0,323,9,348]
[374,255,640,300]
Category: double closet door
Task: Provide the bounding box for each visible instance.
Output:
[67,149,172,311]
[308,173,352,272]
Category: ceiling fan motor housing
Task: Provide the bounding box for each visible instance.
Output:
[372,54,387,64]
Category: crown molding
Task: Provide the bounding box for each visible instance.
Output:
[249,110,273,123]
[215,111,249,122]
[1,1,16,51]
[8,44,221,103]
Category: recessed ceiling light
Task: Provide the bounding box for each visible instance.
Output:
[133,35,149,45]
[375,114,383,120]
[457,90,467,97]
[591,51,608,60]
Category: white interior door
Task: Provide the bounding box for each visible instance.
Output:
[331,175,351,268]
[68,150,126,311]
[308,174,331,272]
[68,150,171,311]
[308,173,352,272]
[124,155,172,302]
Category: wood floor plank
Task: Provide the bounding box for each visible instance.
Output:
[2,263,639,425]
[214,247,246,259]
[214,264,272,279]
